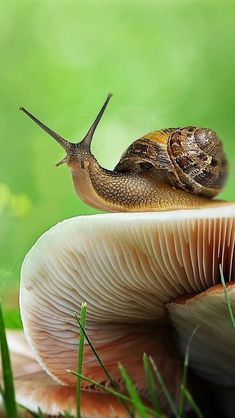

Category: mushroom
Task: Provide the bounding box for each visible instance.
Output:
[0,332,135,417]
[7,203,233,416]
[168,283,235,385]
[0,331,41,417]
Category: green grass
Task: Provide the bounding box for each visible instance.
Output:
[178,326,199,418]
[75,310,134,417]
[75,311,121,390]
[72,307,204,418]
[220,265,235,330]
[35,408,45,418]
[0,304,18,418]
[143,353,160,414]
[119,365,148,418]
[180,388,204,418]
[149,356,178,417]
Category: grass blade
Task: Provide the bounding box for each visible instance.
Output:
[75,313,117,388]
[59,411,73,418]
[70,370,131,402]
[220,265,235,331]
[0,303,18,418]
[17,404,39,418]
[75,312,134,417]
[149,356,178,417]
[76,303,87,418]
[181,387,204,418]
[36,408,46,418]
[69,370,161,417]
[178,326,199,417]
[119,365,148,418]
[143,353,161,414]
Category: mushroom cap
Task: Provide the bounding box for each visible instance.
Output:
[0,331,41,418]
[13,368,171,417]
[15,370,132,418]
[0,332,134,417]
[20,205,235,390]
[167,282,235,386]
[0,331,41,379]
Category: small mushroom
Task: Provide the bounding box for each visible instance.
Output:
[0,331,41,417]
[168,283,235,385]
[15,204,235,416]
[0,332,134,417]
[0,330,41,381]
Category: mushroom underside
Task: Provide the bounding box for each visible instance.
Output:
[16,205,235,415]
[3,281,235,418]
[0,331,131,417]
[1,332,171,418]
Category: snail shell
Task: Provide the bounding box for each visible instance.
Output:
[115,127,228,198]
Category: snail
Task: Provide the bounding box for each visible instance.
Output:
[20,94,228,212]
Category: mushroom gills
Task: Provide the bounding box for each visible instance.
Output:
[19,204,235,412]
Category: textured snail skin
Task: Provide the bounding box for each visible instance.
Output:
[69,152,227,212]
[20,96,229,212]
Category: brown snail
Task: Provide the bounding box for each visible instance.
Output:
[20,94,228,212]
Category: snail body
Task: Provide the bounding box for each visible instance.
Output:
[20,95,228,212]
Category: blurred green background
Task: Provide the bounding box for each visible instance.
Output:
[1,0,235,326]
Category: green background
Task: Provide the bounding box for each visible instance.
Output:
[1,0,235,326]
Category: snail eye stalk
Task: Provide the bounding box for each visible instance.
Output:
[19,93,112,152]
[19,107,71,152]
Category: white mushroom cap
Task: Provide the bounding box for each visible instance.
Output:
[19,204,235,412]
[167,282,235,386]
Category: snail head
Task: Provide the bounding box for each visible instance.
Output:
[19,94,112,168]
